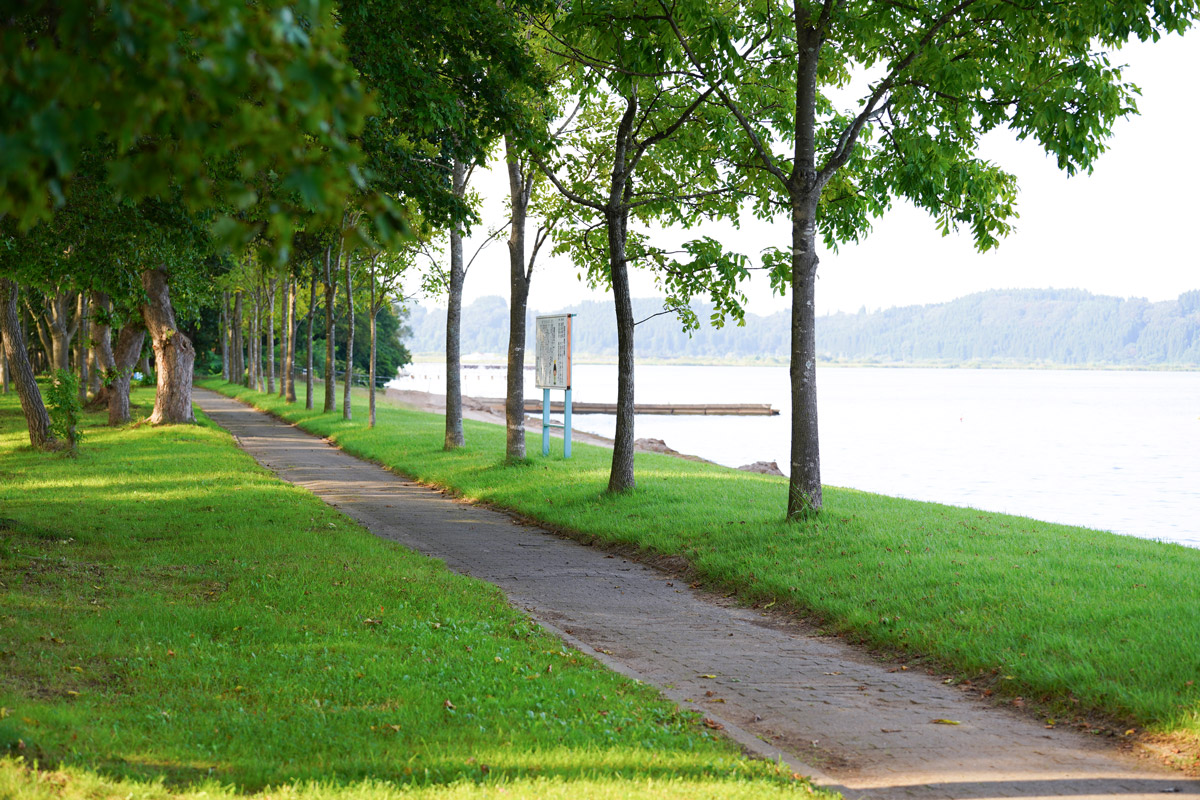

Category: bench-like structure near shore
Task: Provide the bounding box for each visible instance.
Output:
[481,399,780,416]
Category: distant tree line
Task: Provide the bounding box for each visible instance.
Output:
[405,289,1200,366]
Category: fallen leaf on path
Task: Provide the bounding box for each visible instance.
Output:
[704,718,724,730]
[931,719,961,725]
[699,674,717,679]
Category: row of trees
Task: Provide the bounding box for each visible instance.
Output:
[4,0,1196,520]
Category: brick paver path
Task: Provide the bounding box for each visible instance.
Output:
[195,389,1199,799]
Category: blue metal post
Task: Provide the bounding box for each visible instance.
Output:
[542,387,550,456]
[564,387,572,458]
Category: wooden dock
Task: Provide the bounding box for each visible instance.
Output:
[509,400,779,416]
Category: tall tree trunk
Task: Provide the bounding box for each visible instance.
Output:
[0,278,56,448]
[246,289,255,388]
[368,259,378,428]
[787,197,823,516]
[251,285,262,392]
[267,277,276,394]
[28,305,52,373]
[342,252,354,421]
[108,323,146,426]
[277,278,287,397]
[88,343,101,397]
[219,290,229,381]
[90,291,114,407]
[77,293,89,402]
[1,335,8,393]
[39,289,79,373]
[785,31,824,518]
[504,138,534,461]
[234,291,246,386]
[285,277,297,402]
[140,267,195,424]
[607,208,636,493]
[444,159,468,450]
[306,268,316,410]
[323,245,338,412]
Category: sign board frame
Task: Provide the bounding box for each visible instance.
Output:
[535,314,572,389]
[534,314,575,457]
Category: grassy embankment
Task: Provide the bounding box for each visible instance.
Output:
[203,379,1200,763]
[0,388,825,799]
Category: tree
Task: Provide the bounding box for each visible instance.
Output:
[0,279,56,448]
[659,0,1199,517]
[338,0,553,447]
[90,291,147,426]
[1,0,394,246]
[536,1,751,493]
[364,253,412,427]
[504,134,559,461]
[323,245,339,413]
[443,161,470,449]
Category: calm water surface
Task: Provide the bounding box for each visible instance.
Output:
[395,364,1200,548]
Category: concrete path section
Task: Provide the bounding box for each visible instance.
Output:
[194,389,1200,800]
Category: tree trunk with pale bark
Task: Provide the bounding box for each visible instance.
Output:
[504,138,535,461]
[221,290,230,381]
[267,278,276,394]
[277,278,287,397]
[88,343,101,398]
[89,292,113,408]
[0,278,56,448]
[342,253,354,421]
[77,294,89,402]
[140,268,195,424]
[444,159,468,450]
[108,322,146,426]
[234,292,245,385]
[285,278,297,402]
[306,268,316,410]
[368,259,379,428]
[606,207,637,494]
[323,246,338,413]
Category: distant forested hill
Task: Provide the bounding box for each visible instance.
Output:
[404,288,1200,366]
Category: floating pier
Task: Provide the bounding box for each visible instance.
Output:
[508,400,779,416]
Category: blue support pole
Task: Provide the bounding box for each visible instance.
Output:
[564,387,572,458]
[542,387,550,456]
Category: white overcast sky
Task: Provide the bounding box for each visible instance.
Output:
[438,30,1198,318]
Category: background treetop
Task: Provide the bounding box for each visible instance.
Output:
[338,0,555,231]
[1,0,399,248]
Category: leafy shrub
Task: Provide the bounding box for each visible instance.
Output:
[46,370,83,451]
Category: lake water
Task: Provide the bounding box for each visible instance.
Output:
[393,363,1200,548]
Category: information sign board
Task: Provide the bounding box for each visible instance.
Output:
[535,315,572,389]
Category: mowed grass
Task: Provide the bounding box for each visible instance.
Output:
[0,388,825,799]
[202,379,1200,752]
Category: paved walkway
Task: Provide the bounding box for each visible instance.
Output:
[195,389,1199,799]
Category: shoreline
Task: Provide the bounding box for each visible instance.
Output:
[383,387,754,469]
[407,353,1200,371]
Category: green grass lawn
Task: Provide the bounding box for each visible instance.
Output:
[0,388,824,799]
[201,379,1200,759]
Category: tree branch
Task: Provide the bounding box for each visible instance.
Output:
[817,0,981,187]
